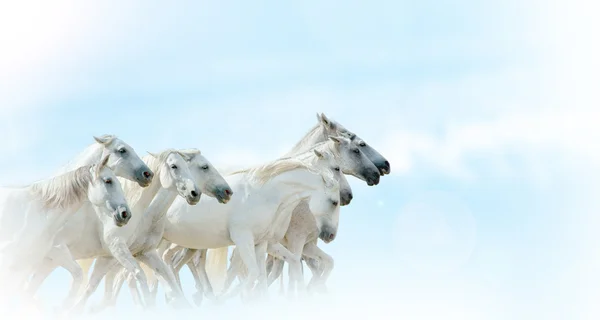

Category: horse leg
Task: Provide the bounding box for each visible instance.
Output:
[109,267,129,307]
[190,249,215,306]
[187,257,204,306]
[305,256,323,278]
[172,247,195,289]
[165,247,195,304]
[220,248,241,298]
[302,255,322,294]
[69,256,118,314]
[107,240,153,308]
[148,240,171,302]
[224,230,258,301]
[254,241,269,298]
[266,242,303,299]
[46,245,84,310]
[265,254,274,277]
[138,250,190,309]
[302,242,334,293]
[24,258,57,298]
[88,266,120,313]
[267,257,285,294]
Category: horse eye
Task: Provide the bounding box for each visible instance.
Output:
[353,148,360,154]
[171,165,178,169]
[359,142,366,147]
[118,148,127,154]
[105,179,112,184]
[332,200,339,206]
[334,167,340,172]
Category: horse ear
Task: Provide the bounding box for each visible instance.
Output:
[329,136,342,144]
[319,113,336,130]
[313,149,324,158]
[93,135,115,145]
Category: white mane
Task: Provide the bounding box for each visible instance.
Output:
[284,123,328,157]
[55,134,116,174]
[29,165,94,210]
[284,117,357,158]
[288,140,342,164]
[229,157,336,188]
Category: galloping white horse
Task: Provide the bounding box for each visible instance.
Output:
[192,145,350,300]
[152,113,388,303]
[163,145,352,304]
[23,135,154,307]
[83,149,233,311]
[213,113,392,297]
[268,113,391,292]
[156,135,378,303]
[157,152,347,300]
[0,155,131,303]
[64,149,203,312]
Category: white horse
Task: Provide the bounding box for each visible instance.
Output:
[268,112,392,292]
[64,149,205,312]
[82,149,233,312]
[177,145,350,303]
[22,135,154,306]
[22,149,199,312]
[285,113,390,177]
[157,152,346,301]
[157,135,377,302]
[0,155,131,305]
[214,113,392,297]
[153,113,389,303]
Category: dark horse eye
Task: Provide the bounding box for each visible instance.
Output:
[359,142,366,147]
[105,179,112,184]
[332,201,339,206]
[118,148,127,154]
[353,148,360,154]
[171,165,178,169]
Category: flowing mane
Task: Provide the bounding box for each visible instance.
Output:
[284,123,328,158]
[54,134,116,175]
[29,165,94,210]
[230,157,336,187]
[120,149,190,207]
[288,139,343,164]
[283,117,357,158]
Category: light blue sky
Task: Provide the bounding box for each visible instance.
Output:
[0,1,598,319]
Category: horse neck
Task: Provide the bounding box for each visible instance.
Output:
[130,179,162,215]
[266,169,324,204]
[283,124,328,157]
[55,143,104,175]
[141,188,178,225]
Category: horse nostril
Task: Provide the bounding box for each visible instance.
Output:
[348,193,353,200]
[225,189,232,196]
[329,233,335,241]
[191,190,198,198]
[121,211,128,220]
[143,171,151,178]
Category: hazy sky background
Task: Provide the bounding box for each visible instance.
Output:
[0,1,598,319]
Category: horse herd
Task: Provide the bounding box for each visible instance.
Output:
[0,113,390,314]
